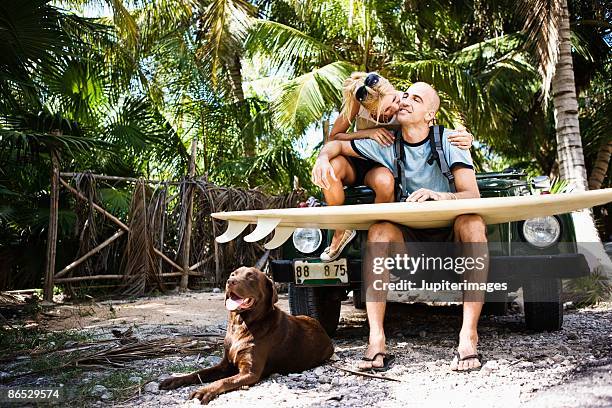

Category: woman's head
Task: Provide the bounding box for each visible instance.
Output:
[342,72,399,123]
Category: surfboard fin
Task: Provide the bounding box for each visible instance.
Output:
[264,226,295,249]
[244,218,281,242]
[215,220,250,243]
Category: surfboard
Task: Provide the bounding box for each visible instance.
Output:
[212,189,612,249]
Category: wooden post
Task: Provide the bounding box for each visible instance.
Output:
[180,135,198,289]
[43,145,60,302]
[322,118,330,144]
[211,216,222,285]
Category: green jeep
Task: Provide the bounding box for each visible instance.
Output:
[270,170,591,336]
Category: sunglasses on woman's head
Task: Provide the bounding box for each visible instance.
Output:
[364,73,380,87]
[356,73,381,102]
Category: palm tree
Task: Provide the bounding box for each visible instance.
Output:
[518,0,611,273]
[245,1,540,144]
[589,141,612,190]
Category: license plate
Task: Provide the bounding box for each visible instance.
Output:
[294,258,348,285]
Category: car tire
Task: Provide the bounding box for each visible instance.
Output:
[352,288,366,310]
[481,289,508,316]
[288,284,343,336]
[523,278,563,331]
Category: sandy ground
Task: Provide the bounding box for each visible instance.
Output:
[42,291,246,331]
[9,292,612,408]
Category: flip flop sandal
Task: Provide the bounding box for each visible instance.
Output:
[320,230,357,262]
[359,352,396,372]
[451,351,483,372]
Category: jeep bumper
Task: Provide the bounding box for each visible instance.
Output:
[270,254,590,284]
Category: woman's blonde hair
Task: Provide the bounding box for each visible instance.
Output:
[341,71,396,123]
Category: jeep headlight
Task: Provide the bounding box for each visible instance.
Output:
[522,216,561,248]
[292,228,322,254]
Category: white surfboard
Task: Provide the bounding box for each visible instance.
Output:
[212,189,612,249]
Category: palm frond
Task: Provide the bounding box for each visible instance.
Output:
[122,179,162,295]
[516,0,563,101]
[0,0,102,112]
[44,57,108,124]
[109,0,140,52]
[273,61,355,133]
[390,57,485,126]
[0,129,112,158]
[195,0,256,87]
[244,19,337,74]
[98,95,190,174]
[99,187,132,216]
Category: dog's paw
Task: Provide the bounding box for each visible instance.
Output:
[189,387,216,405]
[159,375,189,390]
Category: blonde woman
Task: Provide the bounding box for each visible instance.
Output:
[318,72,473,262]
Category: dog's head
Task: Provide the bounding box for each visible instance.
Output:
[225,267,278,315]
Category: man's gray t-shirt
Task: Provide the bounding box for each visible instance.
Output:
[350,129,473,195]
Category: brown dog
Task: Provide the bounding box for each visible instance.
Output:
[159,267,334,404]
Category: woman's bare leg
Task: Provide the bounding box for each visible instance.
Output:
[363,166,395,203]
[321,156,357,253]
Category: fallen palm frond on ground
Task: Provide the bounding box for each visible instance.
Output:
[0,292,26,306]
[2,332,223,383]
[74,336,218,368]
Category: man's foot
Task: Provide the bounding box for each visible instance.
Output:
[450,330,482,371]
[320,229,356,262]
[360,353,395,372]
[357,334,387,370]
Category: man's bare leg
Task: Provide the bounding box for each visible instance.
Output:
[451,214,488,371]
[358,221,404,370]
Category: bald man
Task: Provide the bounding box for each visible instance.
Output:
[311,82,488,372]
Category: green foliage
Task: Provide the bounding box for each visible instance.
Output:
[549,178,571,194]
[0,0,610,291]
[565,268,612,307]
[273,61,355,133]
[0,326,92,355]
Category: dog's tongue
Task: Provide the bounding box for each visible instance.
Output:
[225,294,244,311]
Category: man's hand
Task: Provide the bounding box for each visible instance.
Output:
[406,188,445,202]
[447,126,473,150]
[360,128,394,147]
[311,157,338,190]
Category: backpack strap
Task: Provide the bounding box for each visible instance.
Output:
[427,125,456,192]
[392,129,407,201]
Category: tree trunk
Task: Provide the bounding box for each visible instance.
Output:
[229,54,245,102]
[552,0,612,276]
[588,141,612,190]
[552,1,586,190]
[43,147,60,302]
[179,136,198,289]
[229,54,255,158]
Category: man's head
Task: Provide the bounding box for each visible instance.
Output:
[397,82,440,126]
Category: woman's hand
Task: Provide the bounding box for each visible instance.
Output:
[447,126,474,150]
[360,128,395,147]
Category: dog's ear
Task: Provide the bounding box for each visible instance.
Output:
[265,275,278,306]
